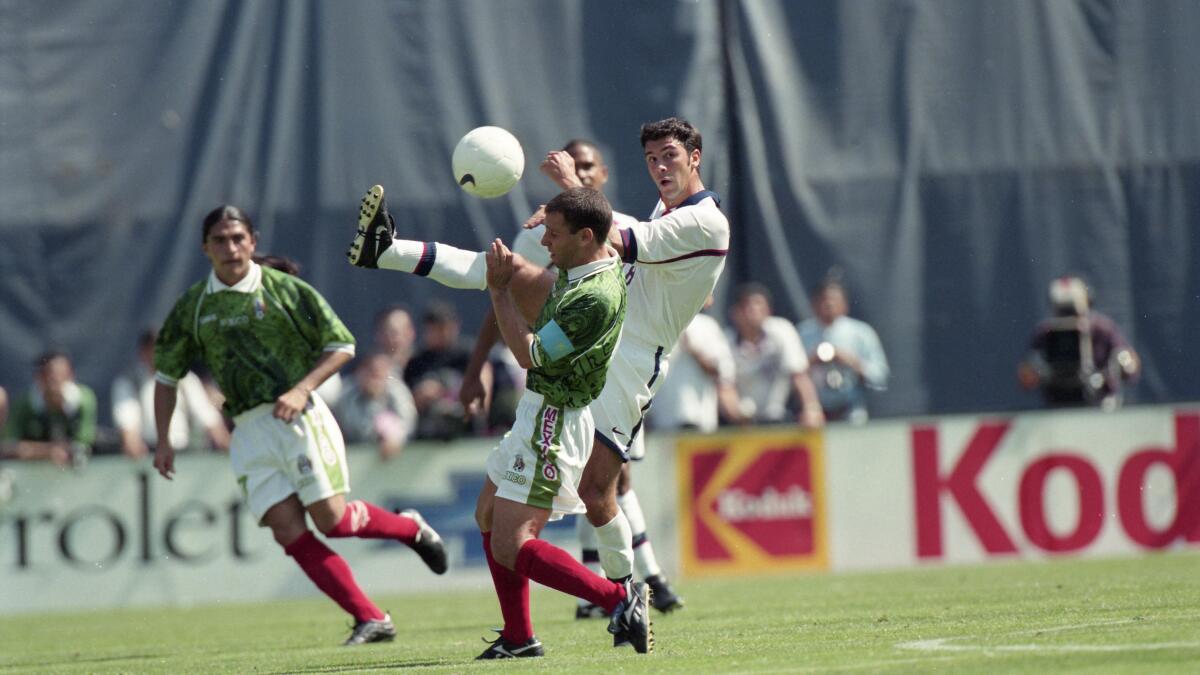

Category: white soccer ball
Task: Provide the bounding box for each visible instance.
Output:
[452,126,524,198]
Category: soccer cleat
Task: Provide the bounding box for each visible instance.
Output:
[400,508,448,575]
[476,631,545,659]
[347,184,394,268]
[646,574,685,613]
[575,601,608,620]
[342,613,396,646]
[608,579,654,654]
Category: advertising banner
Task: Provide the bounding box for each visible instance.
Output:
[823,406,1200,569]
[675,430,827,577]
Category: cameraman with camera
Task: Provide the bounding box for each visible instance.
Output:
[1018,277,1140,410]
[797,275,890,425]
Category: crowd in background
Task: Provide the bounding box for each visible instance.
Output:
[0,268,1141,470]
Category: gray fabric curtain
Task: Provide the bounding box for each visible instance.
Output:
[1,0,1197,424]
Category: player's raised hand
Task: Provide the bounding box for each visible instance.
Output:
[153,443,176,480]
[485,239,515,289]
[522,205,546,230]
[541,150,582,189]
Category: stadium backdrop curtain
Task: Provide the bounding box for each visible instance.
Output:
[1,0,1197,421]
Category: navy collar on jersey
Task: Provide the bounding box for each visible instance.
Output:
[660,189,721,215]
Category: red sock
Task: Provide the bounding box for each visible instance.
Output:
[326,499,419,543]
[284,531,383,623]
[514,539,626,613]
[482,532,533,643]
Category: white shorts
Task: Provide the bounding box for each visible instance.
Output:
[590,338,668,462]
[229,394,350,523]
[486,390,592,520]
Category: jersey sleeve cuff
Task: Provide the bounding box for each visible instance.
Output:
[620,228,638,264]
[154,371,180,387]
[324,343,356,356]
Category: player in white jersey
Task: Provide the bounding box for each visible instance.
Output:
[347,117,728,614]
[567,118,730,593]
[462,140,684,617]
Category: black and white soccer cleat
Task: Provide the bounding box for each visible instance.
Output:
[347,184,395,268]
[400,508,448,575]
[646,574,685,613]
[476,631,544,659]
[608,579,654,653]
[342,613,396,646]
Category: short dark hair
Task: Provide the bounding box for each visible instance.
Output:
[544,187,613,244]
[373,304,412,330]
[814,267,847,297]
[734,282,772,307]
[423,301,458,325]
[201,205,255,242]
[640,117,702,155]
[562,138,600,157]
[34,350,70,371]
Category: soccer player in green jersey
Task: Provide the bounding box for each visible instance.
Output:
[351,187,652,657]
[153,205,448,646]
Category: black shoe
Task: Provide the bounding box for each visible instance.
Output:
[575,602,607,619]
[608,579,654,654]
[476,631,544,659]
[646,574,684,613]
[347,184,394,268]
[342,613,396,646]
[400,508,448,575]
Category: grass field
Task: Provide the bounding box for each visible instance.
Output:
[2,551,1198,673]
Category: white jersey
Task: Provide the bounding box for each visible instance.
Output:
[619,192,729,349]
[512,211,639,270]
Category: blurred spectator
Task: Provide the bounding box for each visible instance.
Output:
[335,352,418,460]
[1018,276,1139,410]
[798,275,889,424]
[0,385,11,502]
[373,304,418,376]
[2,351,96,467]
[112,329,230,459]
[404,301,473,440]
[0,384,8,436]
[650,296,744,432]
[728,284,825,428]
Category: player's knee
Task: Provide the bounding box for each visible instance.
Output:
[271,523,308,548]
[490,532,521,570]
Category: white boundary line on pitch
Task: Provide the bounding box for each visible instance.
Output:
[896,616,1200,654]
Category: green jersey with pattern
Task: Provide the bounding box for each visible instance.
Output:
[154,263,355,417]
[525,257,626,408]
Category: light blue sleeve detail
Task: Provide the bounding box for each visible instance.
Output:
[536,320,576,362]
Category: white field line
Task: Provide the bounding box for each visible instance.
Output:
[897,615,1200,654]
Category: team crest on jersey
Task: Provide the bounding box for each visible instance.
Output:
[253,297,266,319]
[513,455,525,473]
[297,455,313,475]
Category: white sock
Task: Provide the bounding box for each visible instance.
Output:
[575,515,602,607]
[619,490,662,579]
[576,514,601,569]
[378,240,487,290]
[594,512,634,580]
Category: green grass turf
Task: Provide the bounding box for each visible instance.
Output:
[2,551,1198,673]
